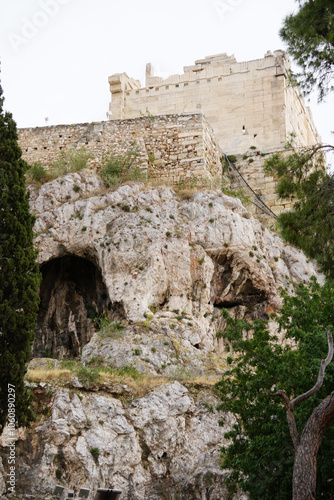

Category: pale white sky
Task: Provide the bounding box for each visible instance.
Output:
[0,0,333,149]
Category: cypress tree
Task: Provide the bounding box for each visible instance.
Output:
[0,78,41,430]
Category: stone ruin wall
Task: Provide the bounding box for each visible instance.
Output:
[109,51,321,156]
[18,113,222,187]
[106,50,322,220]
[18,51,323,221]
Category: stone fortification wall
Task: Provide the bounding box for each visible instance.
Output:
[18,113,222,187]
[284,83,320,146]
[109,51,321,155]
[18,48,324,222]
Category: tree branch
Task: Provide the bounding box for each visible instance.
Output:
[273,390,300,450]
[272,330,333,451]
[304,144,334,161]
[291,330,333,409]
[273,390,290,406]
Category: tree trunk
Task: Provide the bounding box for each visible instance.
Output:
[293,391,334,499]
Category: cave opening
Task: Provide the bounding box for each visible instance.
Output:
[33,254,111,359]
[210,256,267,309]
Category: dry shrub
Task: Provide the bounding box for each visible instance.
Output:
[26,368,73,382]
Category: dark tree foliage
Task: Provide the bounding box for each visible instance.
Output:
[280,0,334,101]
[215,278,334,500]
[264,142,334,279]
[0,80,41,430]
[273,1,334,276]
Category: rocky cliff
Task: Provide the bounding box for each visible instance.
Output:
[0,172,319,499]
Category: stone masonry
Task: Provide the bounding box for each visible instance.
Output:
[18,51,323,219]
[106,50,322,219]
[109,51,321,155]
[18,113,222,187]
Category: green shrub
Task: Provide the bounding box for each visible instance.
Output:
[27,150,91,185]
[50,149,91,177]
[76,366,101,385]
[148,152,155,164]
[114,365,142,379]
[90,447,100,456]
[100,145,145,186]
[26,162,47,182]
[74,210,83,220]
[60,359,76,371]
[98,316,126,338]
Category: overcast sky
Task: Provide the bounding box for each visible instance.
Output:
[1,0,333,150]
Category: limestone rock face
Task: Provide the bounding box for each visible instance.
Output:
[0,382,247,500]
[0,173,319,499]
[27,172,318,363]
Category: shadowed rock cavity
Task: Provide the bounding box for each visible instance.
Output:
[210,252,269,319]
[33,254,111,358]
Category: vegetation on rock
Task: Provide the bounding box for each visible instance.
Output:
[26,149,91,185]
[100,145,145,186]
